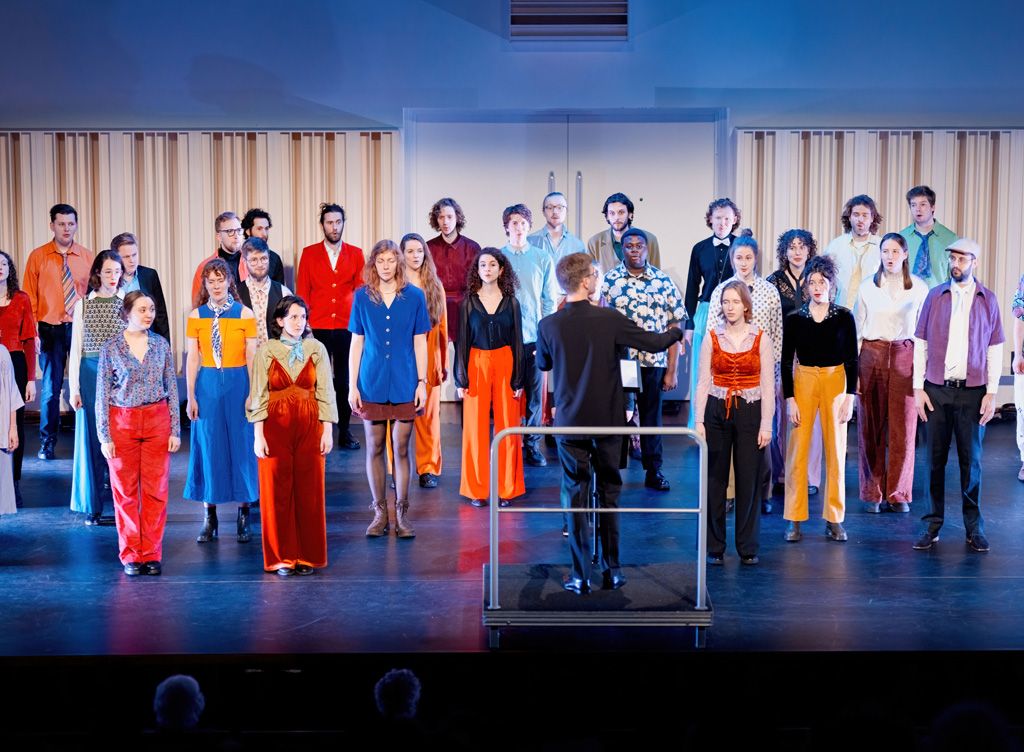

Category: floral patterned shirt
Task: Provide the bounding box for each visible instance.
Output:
[601,263,687,368]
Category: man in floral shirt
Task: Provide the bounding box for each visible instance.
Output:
[601,228,687,491]
[1013,273,1024,481]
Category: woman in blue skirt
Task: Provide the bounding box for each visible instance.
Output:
[185,258,259,543]
[69,250,126,525]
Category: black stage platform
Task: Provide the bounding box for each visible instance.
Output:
[3,406,1024,743]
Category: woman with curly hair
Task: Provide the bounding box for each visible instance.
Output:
[781,254,858,543]
[401,233,448,489]
[0,250,36,506]
[454,248,525,507]
[349,240,430,538]
[766,229,823,498]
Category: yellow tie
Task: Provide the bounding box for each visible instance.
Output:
[845,243,867,309]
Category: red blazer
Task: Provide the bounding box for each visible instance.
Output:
[296,241,364,329]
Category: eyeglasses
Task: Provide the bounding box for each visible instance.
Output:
[220,227,243,236]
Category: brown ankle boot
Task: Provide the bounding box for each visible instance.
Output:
[365,499,389,537]
[395,499,416,539]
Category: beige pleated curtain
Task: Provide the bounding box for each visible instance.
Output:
[0,130,398,360]
[737,128,1022,368]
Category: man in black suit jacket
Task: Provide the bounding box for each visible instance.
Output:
[536,253,683,595]
[111,232,170,342]
[242,208,287,286]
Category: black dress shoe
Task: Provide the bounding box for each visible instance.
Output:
[84,514,101,526]
[338,433,361,451]
[644,471,670,491]
[913,531,939,550]
[967,533,990,553]
[706,553,724,566]
[808,485,819,496]
[498,498,511,508]
[561,523,569,538]
[294,564,315,575]
[561,575,591,595]
[602,571,627,590]
[142,561,162,576]
[761,499,773,515]
[123,562,143,576]
[470,498,487,508]
[825,521,848,542]
[276,566,295,577]
[725,498,735,513]
[524,446,547,467]
[740,555,760,566]
[419,473,439,488]
[37,444,55,461]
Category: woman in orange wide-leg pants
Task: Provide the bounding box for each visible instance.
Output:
[454,249,526,506]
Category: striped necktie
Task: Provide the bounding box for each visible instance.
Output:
[60,252,77,317]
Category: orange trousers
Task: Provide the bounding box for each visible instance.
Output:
[414,383,442,476]
[784,365,848,523]
[460,346,524,501]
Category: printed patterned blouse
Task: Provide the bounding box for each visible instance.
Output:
[95,331,180,443]
[601,263,687,368]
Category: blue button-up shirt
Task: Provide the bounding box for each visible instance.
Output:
[502,243,557,345]
[527,226,586,264]
[348,285,431,403]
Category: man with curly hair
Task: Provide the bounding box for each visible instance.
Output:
[426,197,481,345]
[823,194,883,314]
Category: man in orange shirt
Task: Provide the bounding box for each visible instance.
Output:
[296,203,364,450]
[23,203,94,459]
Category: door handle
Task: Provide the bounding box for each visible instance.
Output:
[575,171,583,237]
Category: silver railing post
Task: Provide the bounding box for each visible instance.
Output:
[486,425,709,612]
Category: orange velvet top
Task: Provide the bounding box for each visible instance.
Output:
[710,329,763,418]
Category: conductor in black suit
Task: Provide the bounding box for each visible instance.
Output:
[111,232,170,342]
[536,253,684,595]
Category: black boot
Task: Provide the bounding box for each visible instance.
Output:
[196,506,218,543]
[237,506,252,543]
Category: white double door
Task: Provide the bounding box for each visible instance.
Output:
[404,111,723,399]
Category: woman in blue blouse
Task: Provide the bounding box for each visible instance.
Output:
[97,291,181,576]
[349,240,430,538]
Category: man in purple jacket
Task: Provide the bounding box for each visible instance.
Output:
[911,238,1004,553]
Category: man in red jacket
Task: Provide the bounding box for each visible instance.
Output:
[296,203,365,450]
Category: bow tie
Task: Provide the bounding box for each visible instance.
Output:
[713,237,730,247]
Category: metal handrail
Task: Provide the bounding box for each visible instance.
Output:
[487,425,708,611]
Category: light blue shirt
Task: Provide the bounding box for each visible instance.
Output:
[502,243,557,345]
[121,274,141,294]
[527,225,586,264]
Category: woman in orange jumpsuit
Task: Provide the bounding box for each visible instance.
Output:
[249,295,337,576]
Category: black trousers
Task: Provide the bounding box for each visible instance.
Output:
[521,343,543,451]
[922,381,985,536]
[705,395,763,557]
[557,436,622,582]
[9,350,26,481]
[637,366,665,471]
[312,328,352,435]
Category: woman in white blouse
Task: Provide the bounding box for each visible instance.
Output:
[854,232,928,513]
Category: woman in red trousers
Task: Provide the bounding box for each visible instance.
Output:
[96,291,181,576]
[249,295,338,576]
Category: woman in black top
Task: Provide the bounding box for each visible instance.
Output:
[781,254,857,544]
[766,229,823,498]
[454,249,525,507]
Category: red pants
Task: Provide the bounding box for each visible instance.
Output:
[106,402,171,564]
[858,339,916,503]
[461,346,524,501]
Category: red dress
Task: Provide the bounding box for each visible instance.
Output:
[259,358,328,571]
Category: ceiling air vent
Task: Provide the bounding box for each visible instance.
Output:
[510,1,628,40]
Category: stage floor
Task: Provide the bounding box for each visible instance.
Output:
[3,406,1024,656]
